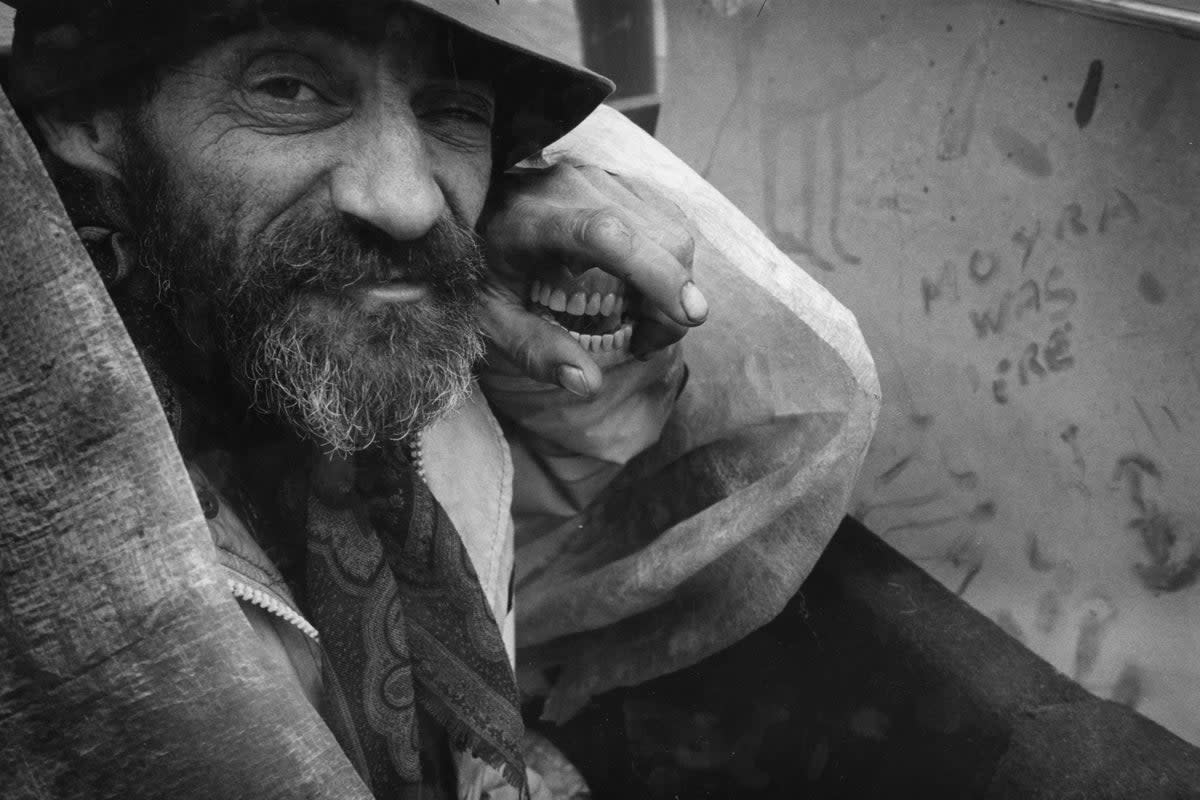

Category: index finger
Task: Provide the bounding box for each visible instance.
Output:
[580,166,697,271]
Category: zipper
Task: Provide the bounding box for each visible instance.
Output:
[228,578,320,641]
[410,427,428,484]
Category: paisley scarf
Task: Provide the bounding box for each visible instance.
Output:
[308,444,527,797]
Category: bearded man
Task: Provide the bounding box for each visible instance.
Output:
[0,1,878,798]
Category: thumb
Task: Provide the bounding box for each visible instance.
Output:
[480,291,603,399]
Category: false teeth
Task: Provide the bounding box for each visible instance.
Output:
[566,292,588,316]
[532,287,633,316]
[527,265,632,340]
[566,322,634,354]
[529,287,628,333]
[528,290,626,317]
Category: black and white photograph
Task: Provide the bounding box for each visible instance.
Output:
[1,1,1198,797]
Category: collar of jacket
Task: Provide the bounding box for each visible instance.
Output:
[192,382,516,653]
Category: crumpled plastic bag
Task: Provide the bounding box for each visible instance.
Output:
[486,106,881,722]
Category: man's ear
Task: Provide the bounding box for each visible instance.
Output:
[35,107,125,182]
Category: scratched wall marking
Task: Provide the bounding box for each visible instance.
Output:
[918,189,1144,405]
[1115,455,1200,593]
[936,37,991,161]
[761,71,883,271]
[695,8,870,273]
[990,123,1053,178]
[1074,59,1104,128]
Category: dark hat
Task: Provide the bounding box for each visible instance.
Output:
[2,0,614,166]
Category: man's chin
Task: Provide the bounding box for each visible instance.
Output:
[234,293,483,453]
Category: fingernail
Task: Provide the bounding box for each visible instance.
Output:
[557,365,593,398]
[681,281,708,323]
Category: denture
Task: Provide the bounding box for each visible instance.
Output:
[528,265,635,364]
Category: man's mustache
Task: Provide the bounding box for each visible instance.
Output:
[226,215,486,302]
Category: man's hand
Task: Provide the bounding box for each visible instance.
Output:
[480,162,705,398]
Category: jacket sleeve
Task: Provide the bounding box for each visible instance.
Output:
[481,106,881,723]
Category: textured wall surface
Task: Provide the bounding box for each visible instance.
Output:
[660,0,1200,746]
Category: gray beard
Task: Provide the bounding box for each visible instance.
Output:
[238,284,484,453]
[122,133,486,453]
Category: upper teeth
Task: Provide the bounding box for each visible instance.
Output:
[530,279,626,317]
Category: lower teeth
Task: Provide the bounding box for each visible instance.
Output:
[534,310,633,353]
[566,322,634,353]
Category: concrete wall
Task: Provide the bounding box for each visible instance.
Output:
[660,0,1200,746]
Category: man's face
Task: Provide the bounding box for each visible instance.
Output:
[120,7,496,452]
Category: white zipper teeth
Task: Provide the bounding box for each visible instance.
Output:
[228,578,320,641]
[412,428,427,483]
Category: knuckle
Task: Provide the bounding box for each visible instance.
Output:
[670,229,696,267]
[575,208,633,256]
[514,321,574,377]
[510,330,543,368]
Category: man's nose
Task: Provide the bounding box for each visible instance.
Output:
[329,119,445,241]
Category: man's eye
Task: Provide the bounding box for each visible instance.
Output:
[437,107,489,125]
[425,102,493,128]
[414,83,494,139]
[252,77,321,103]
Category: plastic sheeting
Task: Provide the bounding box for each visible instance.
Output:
[498,106,880,722]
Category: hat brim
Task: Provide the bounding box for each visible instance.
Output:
[406,0,614,165]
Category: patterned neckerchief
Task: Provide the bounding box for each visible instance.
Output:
[307,444,527,797]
